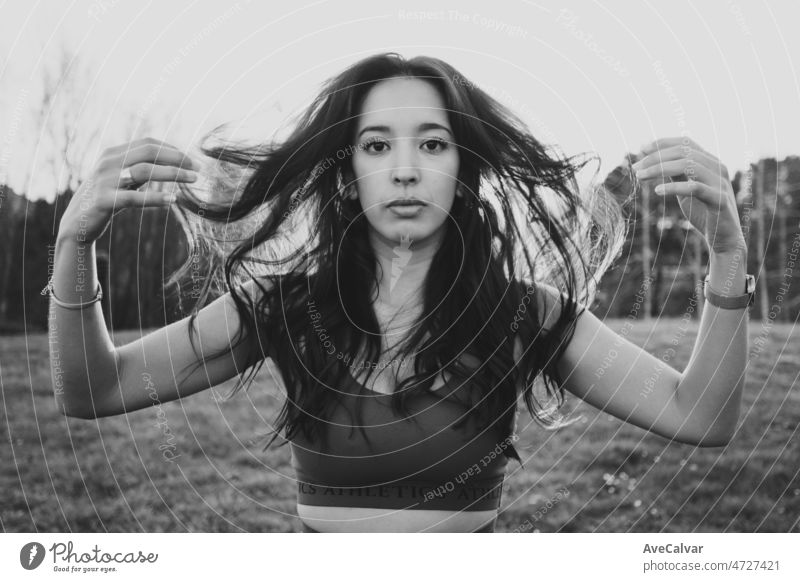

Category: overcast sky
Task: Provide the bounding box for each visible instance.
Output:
[1,0,799,201]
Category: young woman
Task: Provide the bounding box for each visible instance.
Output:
[48,53,750,533]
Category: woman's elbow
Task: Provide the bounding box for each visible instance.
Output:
[695,433,733,447]
[694,423,736,447]
[54,392,99,420]
[57,402,97,420]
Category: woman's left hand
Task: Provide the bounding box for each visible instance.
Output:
[631,137,746,255]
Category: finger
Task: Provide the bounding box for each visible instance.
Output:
[116,143,197,170]
[125,163,197,186]
[641,136,712,157]
[635,159,720,186]
[111,187,179,208]
[653,181,719,206]
[633,145,721,174]
[103,137,181,156]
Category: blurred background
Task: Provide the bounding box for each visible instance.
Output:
[1,0,798,532]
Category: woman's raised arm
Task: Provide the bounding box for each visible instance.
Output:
[524,137,748,447]
[73,278,265,419]
[49,137,268,419]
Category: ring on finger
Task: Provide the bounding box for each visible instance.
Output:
[119,167,138,189]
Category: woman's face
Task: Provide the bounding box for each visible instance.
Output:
[350,77,460,245]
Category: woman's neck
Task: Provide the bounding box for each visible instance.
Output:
[368,228,442,308]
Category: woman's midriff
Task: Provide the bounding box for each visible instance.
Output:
[297,504,497,532]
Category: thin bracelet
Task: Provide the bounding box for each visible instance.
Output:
[40,278,103,310]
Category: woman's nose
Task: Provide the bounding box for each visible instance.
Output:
[392,170,418,186]
[390,140,420,185]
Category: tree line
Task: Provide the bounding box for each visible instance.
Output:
[598,155,800,322]
[1,154,797,334]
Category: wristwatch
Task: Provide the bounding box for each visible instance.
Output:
[702,274,755,309]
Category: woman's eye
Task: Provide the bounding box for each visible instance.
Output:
[362,139,388,153]
[423,138,448,153]
[359,137,449,154]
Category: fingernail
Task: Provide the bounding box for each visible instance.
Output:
[164,194,178,204]
[186,171,198,181]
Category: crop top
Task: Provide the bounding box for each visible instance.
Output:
[290,368,512,513]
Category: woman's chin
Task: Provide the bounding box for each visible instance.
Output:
[364,214,451,246]
[386,223,441,244]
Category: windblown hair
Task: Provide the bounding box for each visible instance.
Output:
[167,52,626,465]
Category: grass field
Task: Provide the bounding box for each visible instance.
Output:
[2,318,798,533]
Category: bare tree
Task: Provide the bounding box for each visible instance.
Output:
[0,40,182,329]
[33,42,103,197]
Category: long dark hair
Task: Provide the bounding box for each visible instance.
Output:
[167,52,626,465]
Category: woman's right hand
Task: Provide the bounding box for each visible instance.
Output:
[58,137,198,244]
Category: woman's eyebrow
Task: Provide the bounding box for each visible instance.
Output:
[356,122,452,140]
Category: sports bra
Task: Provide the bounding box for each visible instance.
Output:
[289,367,512,513]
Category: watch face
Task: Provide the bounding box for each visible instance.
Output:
[745,275,756,293]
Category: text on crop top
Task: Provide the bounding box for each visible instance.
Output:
[290,369,515,511]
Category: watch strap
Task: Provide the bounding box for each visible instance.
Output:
[702,274,755,309]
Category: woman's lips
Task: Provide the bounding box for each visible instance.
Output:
[386,199,427,207]
[387,202,425,217]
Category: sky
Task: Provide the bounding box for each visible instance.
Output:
[1,0,799,201]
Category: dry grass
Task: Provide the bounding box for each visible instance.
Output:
[2,318,798,532]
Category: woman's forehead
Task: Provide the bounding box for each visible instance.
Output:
[356,77,450,131]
